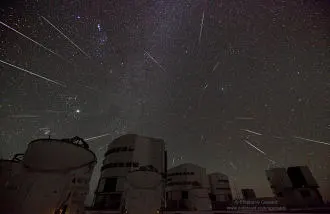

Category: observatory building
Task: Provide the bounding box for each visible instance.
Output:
[93,134,167,212]
[208,172,233,209]
[0,136,96,214]
[166,163,212,211]
[266,166,324,208]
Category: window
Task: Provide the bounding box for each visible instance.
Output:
[104,193,122,209]
[276,192,283,197]
[300,190,311,198]
[167,172,194,177]
[94,195,106,209]
[101,162,139,171]
[192,181,201,186]
[209,193,216,201]
[182,191,188,199]
[104,146,134,156]
[103,178,117,192]
[287,167,308,188]
[216,187,230,190]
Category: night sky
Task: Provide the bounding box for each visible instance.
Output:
[0,0,329,205]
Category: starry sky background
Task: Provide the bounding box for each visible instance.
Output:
[0,0,329,205]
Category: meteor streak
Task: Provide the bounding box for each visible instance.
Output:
[266,157,277,165]
[235,117,255,120]
[144,50,167,72]
[243,139,266,155]
[293,136,330,146]
[41,16,89,58]
[45,110,66,114]
[212,61,219,72]
[273,136,284,140]
[0,59,66,87]
[229,161,237,170]
[243,139,277,165]
[198,10,205,45]
[0,20,64,60]
[9,115,40,118]
[241,129,263,136]
[85,133,111,141]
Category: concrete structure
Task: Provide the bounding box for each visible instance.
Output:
[208,173,232,210]
[166,163,212,211]
[124,167,163,214]
[266,166,324,208]
[241,189,257,200]
[0,137,96,214]
[93,134,166,212]
[0,154,24,212]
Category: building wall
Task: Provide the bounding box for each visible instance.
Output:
[166,164,211,211]
[208,173,232,202]
[0,159,23,213]
[266,168,293,196]
[266,168,293,188]
[124,171,162,214]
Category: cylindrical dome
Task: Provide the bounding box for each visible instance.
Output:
[23,138,95,172]
[125,170,162,214]
[94,134,166,211]
[5,137,96,214]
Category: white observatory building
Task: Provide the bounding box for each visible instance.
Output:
[0,136,96,214]
[208,172,233,209]
[166,163,212,211]
[92,134,167,214]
